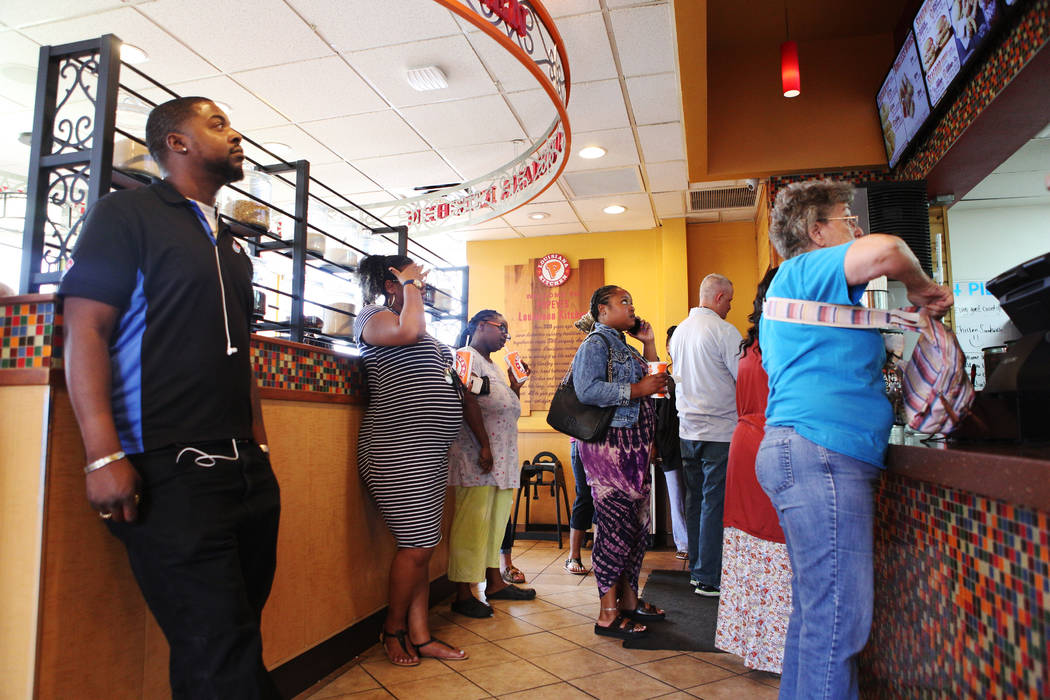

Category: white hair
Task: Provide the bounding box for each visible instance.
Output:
[699,274,732,303]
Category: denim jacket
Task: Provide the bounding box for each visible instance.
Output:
[571,322,647,428]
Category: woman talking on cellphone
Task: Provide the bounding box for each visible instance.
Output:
[572,285,669,640]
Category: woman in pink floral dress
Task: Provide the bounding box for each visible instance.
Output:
[715,268,792,673]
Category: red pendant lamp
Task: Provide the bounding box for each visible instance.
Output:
[781,3,800,98]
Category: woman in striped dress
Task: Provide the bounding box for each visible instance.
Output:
[354,254,490,666]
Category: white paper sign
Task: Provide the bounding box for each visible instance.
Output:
[952,279,1021,389]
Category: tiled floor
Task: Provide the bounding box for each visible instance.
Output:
[294,541,780,700]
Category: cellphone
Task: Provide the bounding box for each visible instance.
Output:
[629,317,643,334]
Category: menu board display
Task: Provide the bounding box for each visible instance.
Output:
[915,0,998,105]
[877,31,932,167]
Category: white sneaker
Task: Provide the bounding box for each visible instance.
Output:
[694,584,720,597]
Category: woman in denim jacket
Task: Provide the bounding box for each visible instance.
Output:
[573,285,669,640]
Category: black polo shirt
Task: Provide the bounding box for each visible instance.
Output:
[59,179,255,454]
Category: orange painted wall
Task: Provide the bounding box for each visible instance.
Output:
[685,220,760,335]
[680,28,896,181]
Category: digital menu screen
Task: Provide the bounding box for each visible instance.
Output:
[877,31,932,167]
[915,0,998,106]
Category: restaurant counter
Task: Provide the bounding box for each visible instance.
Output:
[0,294,452,699]
[860,438,1049,697]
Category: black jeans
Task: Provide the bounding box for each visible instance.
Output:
[108,439,281,700]
[568,439,594,531]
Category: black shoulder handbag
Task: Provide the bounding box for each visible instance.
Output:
[546,332,616,442]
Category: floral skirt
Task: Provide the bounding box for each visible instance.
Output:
[715,526,792,673]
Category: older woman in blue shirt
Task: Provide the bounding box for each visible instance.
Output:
[757,180,953,699]
[573,285,669,640]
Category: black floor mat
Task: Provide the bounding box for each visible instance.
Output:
[622,569,721,652]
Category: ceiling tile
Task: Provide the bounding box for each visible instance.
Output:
[543,0,601,17]
[401,95,526,149]
[637,122,684,162]
[336,190,398,205]
[571,191,653,220]
[581,211,656,232]
[0,0,152,28]
[555,12,618,83]
[138,0,332,73]
[240,124,340,167]
[965,170,1050,200]
[438,141,521,181]
[992,136,1050,174]
[288,0,460,53]
[233,57,386,123]
[563,166,643,198]
[466,30,548,95]
[610,5,677,77]
[516,222,588,237]
[450,227,522,241]
[20,7,220,87]
[504,89,559,140]
[0,110,33,168]
[300,111,428,161]
[502,200,581,227]
[652,191,685,217]
[352,151,461,191]
[564,127,639,170]
[625,72,680,125]
[568,79,629,132]
[306,162,378,197]
[645,160,687,192]
[139,75,288,131]
[345,35,499,109]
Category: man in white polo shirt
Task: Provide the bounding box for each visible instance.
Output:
[669,274,742,597]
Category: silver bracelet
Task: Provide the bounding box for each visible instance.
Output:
[84,450,126,474]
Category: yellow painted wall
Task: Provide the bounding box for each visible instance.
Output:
[0,384,49,700]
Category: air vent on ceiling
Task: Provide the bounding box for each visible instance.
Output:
[687,186,757,212]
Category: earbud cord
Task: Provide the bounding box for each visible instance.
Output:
[189,201,238,356]
[177,438,240,468]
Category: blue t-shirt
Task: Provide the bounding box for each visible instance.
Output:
[760,242,891,467]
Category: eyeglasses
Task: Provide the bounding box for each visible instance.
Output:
[481,320,511,336]
[821,214,861,230]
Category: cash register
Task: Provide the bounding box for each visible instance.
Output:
[980,251,1050,441]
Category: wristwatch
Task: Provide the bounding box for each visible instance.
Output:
[402,279,424,290]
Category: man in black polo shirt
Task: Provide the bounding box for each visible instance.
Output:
[60,96,281,699]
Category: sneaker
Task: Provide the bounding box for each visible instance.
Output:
[674,551,688,560]
[689,578,699,588]
[694,584,720,597]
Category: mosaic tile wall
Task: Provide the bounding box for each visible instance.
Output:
[766,169,895,207]
[0,299,61,371]
[1,297,363,398]
[899,0,1050,180]
[861,471,1049,698]
[250,337,364,398]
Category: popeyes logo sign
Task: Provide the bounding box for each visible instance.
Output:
[537,254,570,287]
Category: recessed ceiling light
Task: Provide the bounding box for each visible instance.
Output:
[120,44,149,65]
[529,212,549,220]
[0,63,37,85]
[603,204,626,215]
[578,146,606,160]
[405,66,448,91]
[18,131,32,146]
[261,141,292,158]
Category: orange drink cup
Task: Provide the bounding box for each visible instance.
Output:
[455,348,474,386]
[648,361,668,398]
[505,350,529,384]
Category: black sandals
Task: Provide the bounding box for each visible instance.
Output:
[594,615,649,640]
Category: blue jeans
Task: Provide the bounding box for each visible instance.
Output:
[664,468,688,552]
[680,439,729,587]
[756,426,882,700]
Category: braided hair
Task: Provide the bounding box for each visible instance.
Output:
[358,254,413,305]
[456,309,501,348]
[589,285,621,323]
[739,266,779,357]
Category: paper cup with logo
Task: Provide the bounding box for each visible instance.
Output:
[505,350,529,384]
[454,348,474,386]
[647,361,668,398]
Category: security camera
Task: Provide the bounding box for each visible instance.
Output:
[745,178,759,192]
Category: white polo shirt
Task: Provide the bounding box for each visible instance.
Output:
[669,306,743,442]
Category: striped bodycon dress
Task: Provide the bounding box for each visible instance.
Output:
[354,304,463,548]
